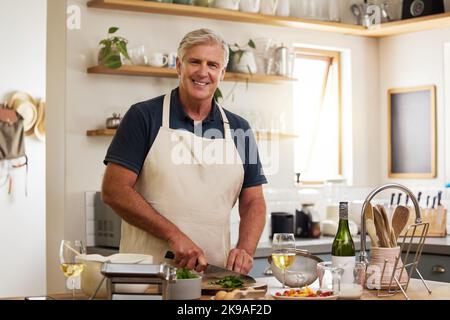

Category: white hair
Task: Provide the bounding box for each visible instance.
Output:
[177,29,229,67]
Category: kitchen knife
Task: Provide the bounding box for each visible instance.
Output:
[437,191,443,206]
[164,251,256,284]
[397,193,402,206]
[390,193,396,207]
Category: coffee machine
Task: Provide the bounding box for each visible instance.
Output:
[270,212,294,238]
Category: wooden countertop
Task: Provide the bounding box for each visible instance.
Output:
[8,277,448,300]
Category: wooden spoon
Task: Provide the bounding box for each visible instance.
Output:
[373,206,391,248]
[392,205,410,242]
[363,202,378,247]
[365,218,379,248]
[376,204,397,247]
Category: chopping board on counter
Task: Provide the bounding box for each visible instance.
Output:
[201,280,268,295]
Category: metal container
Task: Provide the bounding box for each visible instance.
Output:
[268,249,323,287]
[106,113,122,129]
[275,44,288,76]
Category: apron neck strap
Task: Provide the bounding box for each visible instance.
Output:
[162,93,171,128]
[162,93,232,140]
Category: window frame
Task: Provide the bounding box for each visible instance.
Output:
[294,47,343,185]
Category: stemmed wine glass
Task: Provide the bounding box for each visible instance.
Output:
[272,233,296,288]
[59,240,86,299]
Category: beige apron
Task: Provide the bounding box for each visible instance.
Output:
[120,93,244,267]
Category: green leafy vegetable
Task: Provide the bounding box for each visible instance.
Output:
[210,276,244,289]
[176,268,199,279]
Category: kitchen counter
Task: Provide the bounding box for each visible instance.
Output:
[8,277,448,300]
[254,277,450,300]
[254,235,450,258]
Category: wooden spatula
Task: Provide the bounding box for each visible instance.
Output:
[392,205,410,242]
[376,205,397,247]
[373,206,391,248]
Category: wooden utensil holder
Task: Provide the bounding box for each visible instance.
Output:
[400,206,447,237]
[359,183,432,300]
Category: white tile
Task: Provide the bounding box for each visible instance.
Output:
[86,221,95,235]
[85,191,96,207]
[86,235,95,247]
[85,206,95,220]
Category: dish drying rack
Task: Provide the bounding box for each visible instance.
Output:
[359,183,432,300]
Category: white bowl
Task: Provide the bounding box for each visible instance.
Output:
[167,277,202,300]
[77,253,153,299]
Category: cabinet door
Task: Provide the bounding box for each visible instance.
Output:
[412,254,450,283]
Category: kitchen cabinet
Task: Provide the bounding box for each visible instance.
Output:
[412,253,450,283]
[87,0,450,38]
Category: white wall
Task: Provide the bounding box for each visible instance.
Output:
[45,0,380,290]
[0,0,47,298]
[379,28,450,188]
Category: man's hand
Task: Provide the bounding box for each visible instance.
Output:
[226,248,253,275]
[167,233,208,272]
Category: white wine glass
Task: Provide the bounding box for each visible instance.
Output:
[59,240,86,299]
[272,233,296,288]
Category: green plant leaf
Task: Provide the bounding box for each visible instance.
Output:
[248,39,256,49]
[214,88,223,103]
[116,40,130,60]
[103,54,122,69]
[108,27,119,34]
[99,39,110,46]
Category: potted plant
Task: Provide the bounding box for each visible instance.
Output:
[228,39,257,74]
[98,26,131,69]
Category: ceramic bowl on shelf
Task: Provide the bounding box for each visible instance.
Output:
[213,0,240,10]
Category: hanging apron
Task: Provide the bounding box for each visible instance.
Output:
[120,93,245,267]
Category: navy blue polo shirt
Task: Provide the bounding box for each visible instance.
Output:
[104,88,267,189]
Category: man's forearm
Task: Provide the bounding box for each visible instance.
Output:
[102,184,180,243]
[236,198,266,256]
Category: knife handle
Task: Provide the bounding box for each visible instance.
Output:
[164,251,201,267]
[165,251,175,260]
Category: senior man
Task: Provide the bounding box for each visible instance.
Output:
[102,29,267,275]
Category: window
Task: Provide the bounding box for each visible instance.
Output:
[293,48,342,183]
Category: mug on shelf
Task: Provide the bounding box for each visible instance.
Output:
[240,0,260,13]
[260,0,278,15]
[167,52,177,68]
[213,0,240,10]
[147,52,168,67]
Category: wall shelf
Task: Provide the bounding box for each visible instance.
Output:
[87,65,297,84]
[87,0,450,38]
[87,0,367,37]
[86,128,298,140]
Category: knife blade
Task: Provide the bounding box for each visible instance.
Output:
[164,251,256,284]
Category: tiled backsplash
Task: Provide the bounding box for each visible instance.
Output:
[86,185,450,249]
[85,191,96,247]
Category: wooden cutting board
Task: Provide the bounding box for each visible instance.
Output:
[201,280,267,295]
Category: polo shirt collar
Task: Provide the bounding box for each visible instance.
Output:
[171,87,219,123]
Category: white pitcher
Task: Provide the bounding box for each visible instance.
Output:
[276,0,290,17]
[260,0,278,15]
[214,0,240,10]
[240,0,260,13]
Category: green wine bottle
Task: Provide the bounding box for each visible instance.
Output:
[332,202,355,283]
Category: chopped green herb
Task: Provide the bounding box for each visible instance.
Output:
[210,276,244,289]
[176,268,199,279]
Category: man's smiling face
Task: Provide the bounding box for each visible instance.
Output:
[177,43,226,102]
